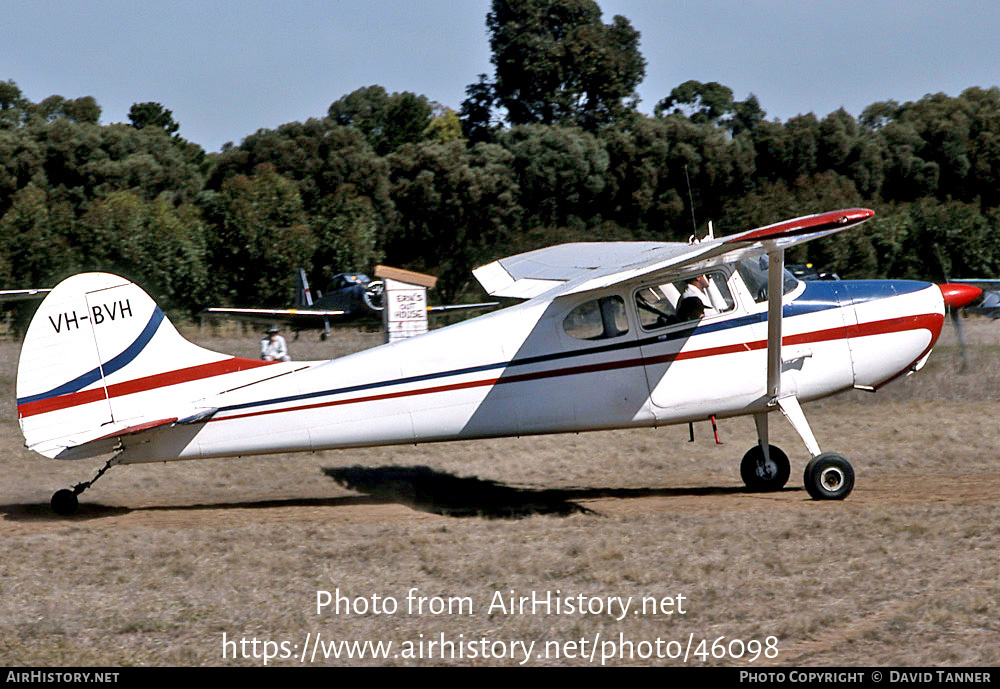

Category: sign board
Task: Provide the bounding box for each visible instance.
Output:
[382,278,429,342]
[375,266,438,343]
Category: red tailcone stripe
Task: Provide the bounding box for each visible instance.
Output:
[214,312,943,423]
[17,357,276,419]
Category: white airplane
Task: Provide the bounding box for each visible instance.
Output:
[15,208,982,515]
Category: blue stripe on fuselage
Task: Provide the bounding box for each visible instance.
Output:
[220,280,930,415]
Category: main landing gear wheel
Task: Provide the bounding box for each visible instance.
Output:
[51,489,79,516]
[740,444,790,492]
[803,452,855,500]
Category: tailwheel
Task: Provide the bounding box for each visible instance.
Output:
[803,452,855,500]
[740,444,790,492]
[51,489,79,516]
[49,452,120,515]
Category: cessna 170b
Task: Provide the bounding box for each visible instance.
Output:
[15,208,982,514]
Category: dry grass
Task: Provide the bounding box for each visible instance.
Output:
[1,320,998,666]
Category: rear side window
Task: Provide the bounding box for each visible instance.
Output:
[563,296,629,340]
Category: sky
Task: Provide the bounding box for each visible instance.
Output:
[4,0,999,153]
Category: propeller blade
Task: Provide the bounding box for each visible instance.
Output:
[951,307,969,373]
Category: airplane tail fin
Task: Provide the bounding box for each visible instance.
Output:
[295,268,314,307]
[16,273,285,459]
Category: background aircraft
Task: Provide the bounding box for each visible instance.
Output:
[202,268,497,338]
[956,279,1000,319]
[14,209,983,515]
[787,263,840,281]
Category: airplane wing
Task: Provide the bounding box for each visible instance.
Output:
[472,242,673,299]
[428,302,499,312]
[200,307,347,321]
[0,288,52,302]
[473,209,875,299]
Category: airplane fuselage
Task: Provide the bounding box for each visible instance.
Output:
[115,274,944,464]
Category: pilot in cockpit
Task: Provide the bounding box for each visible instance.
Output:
[680,274,723,318]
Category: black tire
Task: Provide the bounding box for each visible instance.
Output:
[803,453,855,500]
[51,489,79,516]
[740,444,790,491]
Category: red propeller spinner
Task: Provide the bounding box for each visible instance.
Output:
[938,283,983,309]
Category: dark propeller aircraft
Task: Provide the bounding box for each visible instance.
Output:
[202,269,496,338]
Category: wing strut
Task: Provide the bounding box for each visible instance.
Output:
[765,249,784,404]
[759,247,823,457]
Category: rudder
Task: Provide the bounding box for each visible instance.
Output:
[16,273,279,459]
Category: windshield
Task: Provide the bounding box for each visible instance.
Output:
[735,256,800,303]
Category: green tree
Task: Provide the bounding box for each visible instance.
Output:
[128,102,180,135]
[425,105,463,144]
[312,189,383,277]
[328,86,433,155]
[500,124,608,229]
[76,191,209,312]
[0,185,76,286]
[0,79,29,128]
[460,74,499,143]
[205,164,317,305]
[209,118,392,221]
[476,0,645,130]
[386,140,520,299]
[655,80,735,124]
[900,199,1000,280]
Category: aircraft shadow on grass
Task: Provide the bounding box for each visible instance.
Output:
[0,494,387,522]
[322,465,795,519]
[0,467,800,522]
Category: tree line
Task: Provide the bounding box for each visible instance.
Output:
[2,0,999,324]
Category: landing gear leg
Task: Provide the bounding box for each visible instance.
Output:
[50,453,121,516]
[776,396,855,500]
[741,412,790,491]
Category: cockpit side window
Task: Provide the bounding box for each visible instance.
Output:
[634,270,735,330]
[563,296,630,340]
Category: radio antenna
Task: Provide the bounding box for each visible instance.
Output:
[684,164,698,236]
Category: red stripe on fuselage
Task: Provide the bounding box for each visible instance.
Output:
[18,313,941,422]
[212,312,943,423]
[17,357,276,419]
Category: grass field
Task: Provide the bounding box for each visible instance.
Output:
[1,319,998,666]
